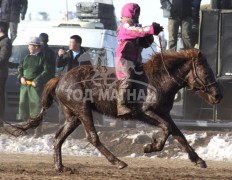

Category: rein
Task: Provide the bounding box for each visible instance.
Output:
[157,36,185,86]
[143,35,175,80]
[158,37,171,78]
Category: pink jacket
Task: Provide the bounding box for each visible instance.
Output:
[115,3,155,79]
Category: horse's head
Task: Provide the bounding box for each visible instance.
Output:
[186,51,222,104]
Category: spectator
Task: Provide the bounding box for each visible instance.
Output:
[56,35,91,124]
[39,33,56,79]
[0,0,28,42]
[57,35,91,73]
[17,36,51,137]
[0,22,12,127]
[160,0,193,51]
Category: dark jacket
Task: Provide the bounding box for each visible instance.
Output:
[17,52,51,87]
[56,47,91,73]
[0,0,28,23]
[41,43,56,79]
[160,0,192,18]
[0,35,12,77]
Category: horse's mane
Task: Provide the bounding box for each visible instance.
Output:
[143,48,200,72]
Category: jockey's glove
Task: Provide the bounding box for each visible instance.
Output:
[152,22,164,35]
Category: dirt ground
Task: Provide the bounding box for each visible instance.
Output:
[1,154,232,180]
[1,123,232,179]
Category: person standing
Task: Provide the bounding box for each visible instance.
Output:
[57,35,91,74]
[160,0,193,51]
[39,33,56,79]
[18,36,50,137]
[0,0,28,42]
[0,22,12,127]
[56,35,91,124]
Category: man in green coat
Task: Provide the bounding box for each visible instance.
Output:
[18,36,50,137]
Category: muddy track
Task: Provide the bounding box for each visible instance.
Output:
[0,154,232,179]
[1,123,232,179]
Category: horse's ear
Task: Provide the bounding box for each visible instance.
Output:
[198,51,202,58]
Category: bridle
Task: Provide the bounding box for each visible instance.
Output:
[191,57,216,93]
[148,36,217,94]
[161,55,216,93]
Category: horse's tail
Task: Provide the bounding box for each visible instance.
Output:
[6,77,60,137]
[41,77,60,110]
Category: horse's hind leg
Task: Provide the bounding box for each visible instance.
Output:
[53,106,81,172]
[142,111,171,153]
[78,103,128,169]
[169,120,207,168]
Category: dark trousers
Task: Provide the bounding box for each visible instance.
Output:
[192,0,202,23]
[0,77,7,120]
[9,22,18,42]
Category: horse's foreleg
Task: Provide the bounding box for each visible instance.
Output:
[53,118,81,172]
[172,122,207,168]
[142,111,171,153]
[170,120,207,168]
[79,106,127,169]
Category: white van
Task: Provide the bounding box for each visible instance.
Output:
[10,21,117,67]
[6,21,117,122]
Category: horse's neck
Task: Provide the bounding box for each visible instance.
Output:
[169,58,192,89]
[154,57,192,91]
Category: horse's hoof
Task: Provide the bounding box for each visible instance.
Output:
[117,161,128,169]
[144,144,152,153]
[195,159,207,168]
[56,166,74,173]
[55,165,63,172]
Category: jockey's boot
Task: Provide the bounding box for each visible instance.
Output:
[117,78,131,116]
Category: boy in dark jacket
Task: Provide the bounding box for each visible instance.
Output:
[39,33,56,79]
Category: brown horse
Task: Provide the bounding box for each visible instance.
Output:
[8,49,222,172]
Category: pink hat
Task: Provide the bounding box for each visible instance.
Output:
[121,3,140,20]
